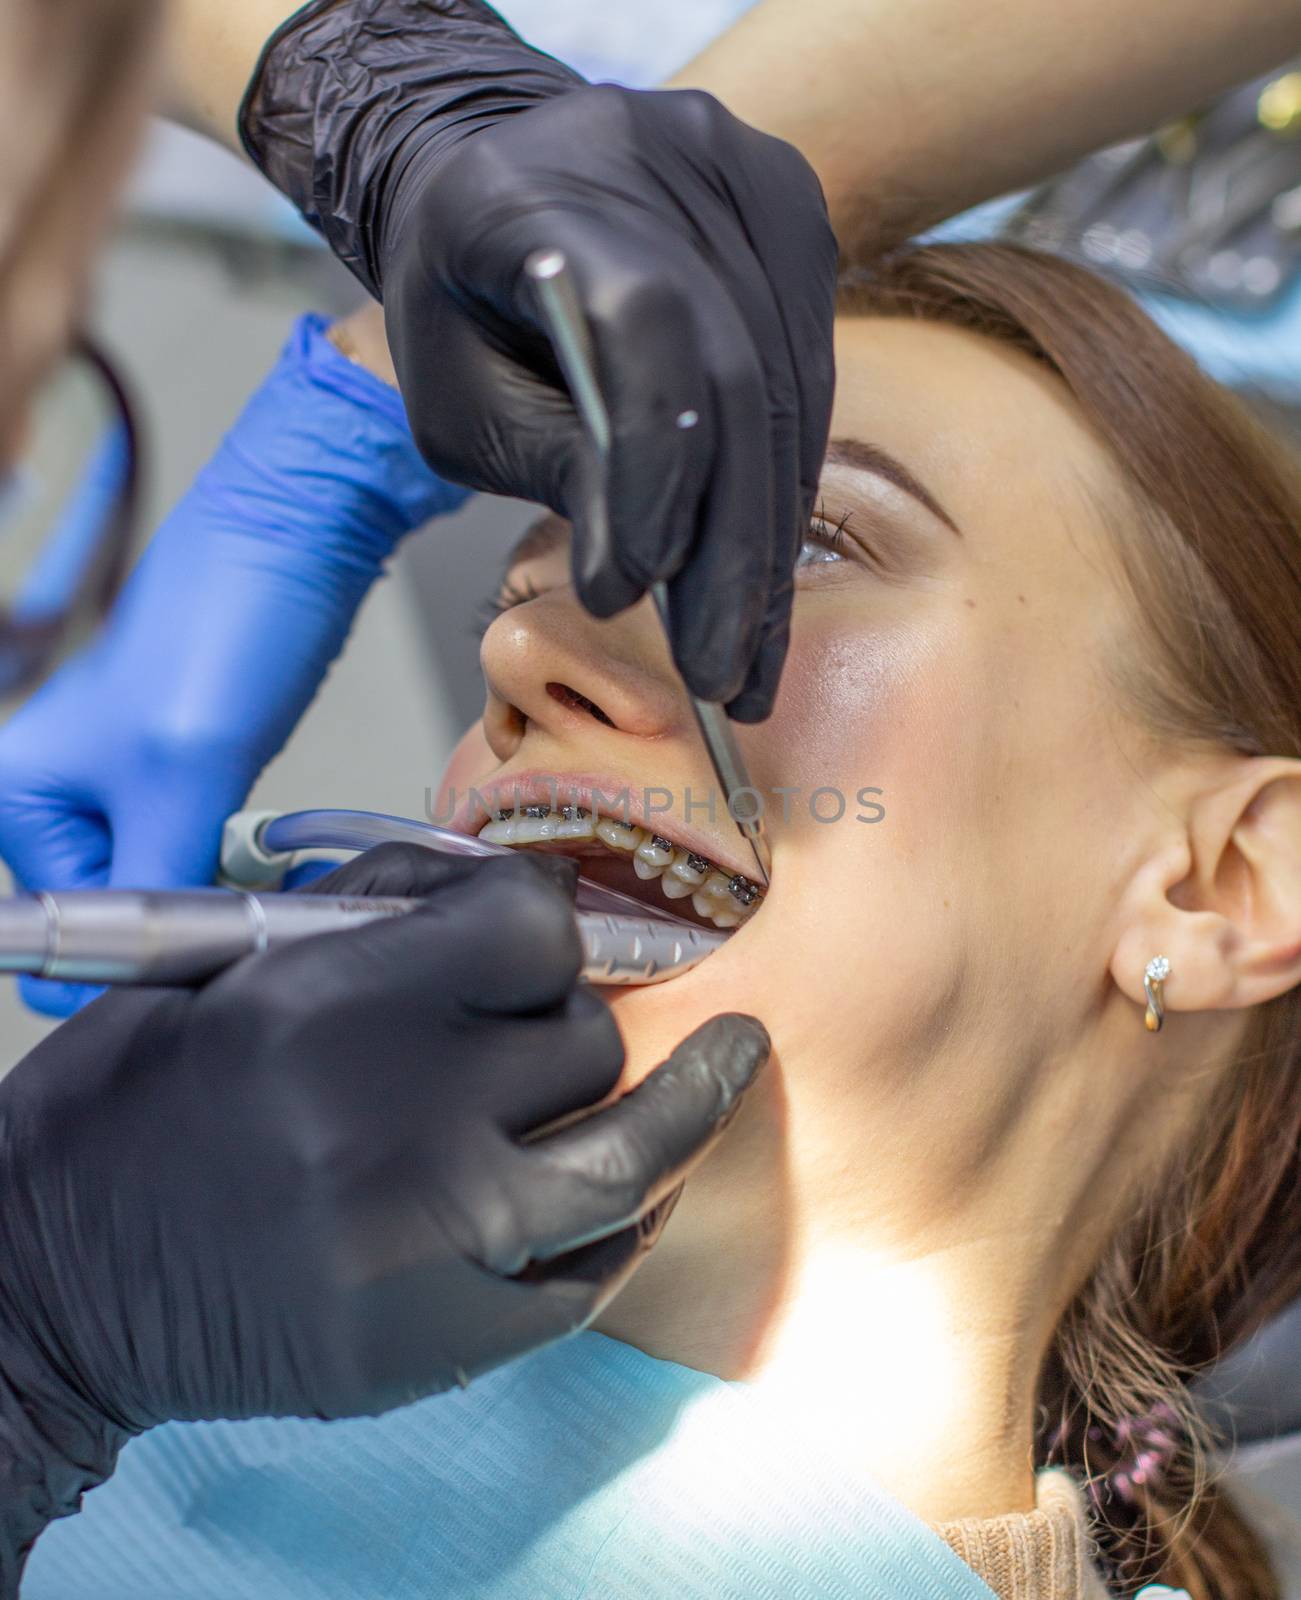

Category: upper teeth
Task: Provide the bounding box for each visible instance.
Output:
[477,806,763,930]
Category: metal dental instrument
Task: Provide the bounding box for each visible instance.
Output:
[0,889,723,988]
[522,248,773,889]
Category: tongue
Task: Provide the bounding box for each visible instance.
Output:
[570,853,701,927]
[520,843,710,930]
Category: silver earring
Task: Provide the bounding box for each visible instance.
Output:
[1144,956,1171,1032]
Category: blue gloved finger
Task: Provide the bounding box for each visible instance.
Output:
[17,975,104,1019]
[0,773,111,893]
[104,791,235,892]
[0,803,113,1017]
[282,858,344,891]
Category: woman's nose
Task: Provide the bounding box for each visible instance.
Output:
[480,589,684,763]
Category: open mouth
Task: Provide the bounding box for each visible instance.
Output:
[477,804,765,932]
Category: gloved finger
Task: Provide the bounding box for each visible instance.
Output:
[516,215,716,615]
[260,850,584,1019]
[104,788,237,891]
[17,974,103,1019]
[435,852,583,1014]
[488,1013,770,1269]
[708,131,836,720]
[590,279,769,696]
[484,984,625,1140]
[0,795,111,896]
[0,802,111,1016]
[304,843,580,907]
[658,319,774,705]
[522,1182,685,1310]
[720,123,838,554]
[281,859,342,891]
[385,282,585,505]
[691,216,803,692]
[301,841,489,900]
[726,571,796,725]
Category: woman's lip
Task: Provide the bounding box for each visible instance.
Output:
[447,770,762,883]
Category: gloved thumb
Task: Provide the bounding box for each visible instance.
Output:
[0,800,113,1017]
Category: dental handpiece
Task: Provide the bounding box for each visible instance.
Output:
[0,890,724,988]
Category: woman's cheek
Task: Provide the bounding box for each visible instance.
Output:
[755,601,949,840]
[435,722,495,814]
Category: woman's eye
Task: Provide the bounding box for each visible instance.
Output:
[795,536,845,569]
[479,518,858,640]
[795,514,852,570]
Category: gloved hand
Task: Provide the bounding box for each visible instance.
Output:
[0,842,769,1596]
[239,0,838,720]
[0,314,468,1016]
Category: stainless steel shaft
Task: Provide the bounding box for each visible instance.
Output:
[0,891,723,987]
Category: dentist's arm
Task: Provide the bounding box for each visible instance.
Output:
[669,0,1301,256]
[0,307,466,1016]
[167,0,1301,256]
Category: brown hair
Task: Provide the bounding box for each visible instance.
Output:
[839,242,1301,1599]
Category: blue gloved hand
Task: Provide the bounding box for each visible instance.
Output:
[0,313,469,1016]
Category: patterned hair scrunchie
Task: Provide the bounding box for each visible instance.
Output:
[1089,1401,1182,1506]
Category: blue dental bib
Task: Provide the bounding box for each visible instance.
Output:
[23,1331,997,1599]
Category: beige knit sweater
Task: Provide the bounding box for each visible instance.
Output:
[931,1468,1117,1600]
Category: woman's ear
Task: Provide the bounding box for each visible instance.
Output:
[1111,756,1301,1023]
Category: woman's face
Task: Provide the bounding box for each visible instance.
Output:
[438,315,1162,1209]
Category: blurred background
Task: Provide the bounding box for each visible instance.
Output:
[1,0,1301,1586]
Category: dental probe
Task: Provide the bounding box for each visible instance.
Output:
[522,249,773,889]
[0,891,724,988]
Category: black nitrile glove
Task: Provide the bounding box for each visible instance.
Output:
[0,843,768,1593]
[239,0,837,719]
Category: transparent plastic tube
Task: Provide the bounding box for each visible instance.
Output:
[256,808,697,928]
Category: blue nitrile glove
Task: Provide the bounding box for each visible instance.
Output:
[0,313,469,1016]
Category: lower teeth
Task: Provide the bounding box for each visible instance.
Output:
[477,807,764,928]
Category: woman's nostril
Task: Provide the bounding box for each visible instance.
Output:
[546,682,616,728]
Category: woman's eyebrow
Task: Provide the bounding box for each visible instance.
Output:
[824,438,961,535]
[502,444,960,572]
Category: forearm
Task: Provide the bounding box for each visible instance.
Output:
[164,0,304,143]
[670,0,1301,256]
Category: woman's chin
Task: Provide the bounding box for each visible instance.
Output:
[594,929,771,1095]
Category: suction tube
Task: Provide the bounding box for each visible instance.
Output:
[224,808,700,928]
